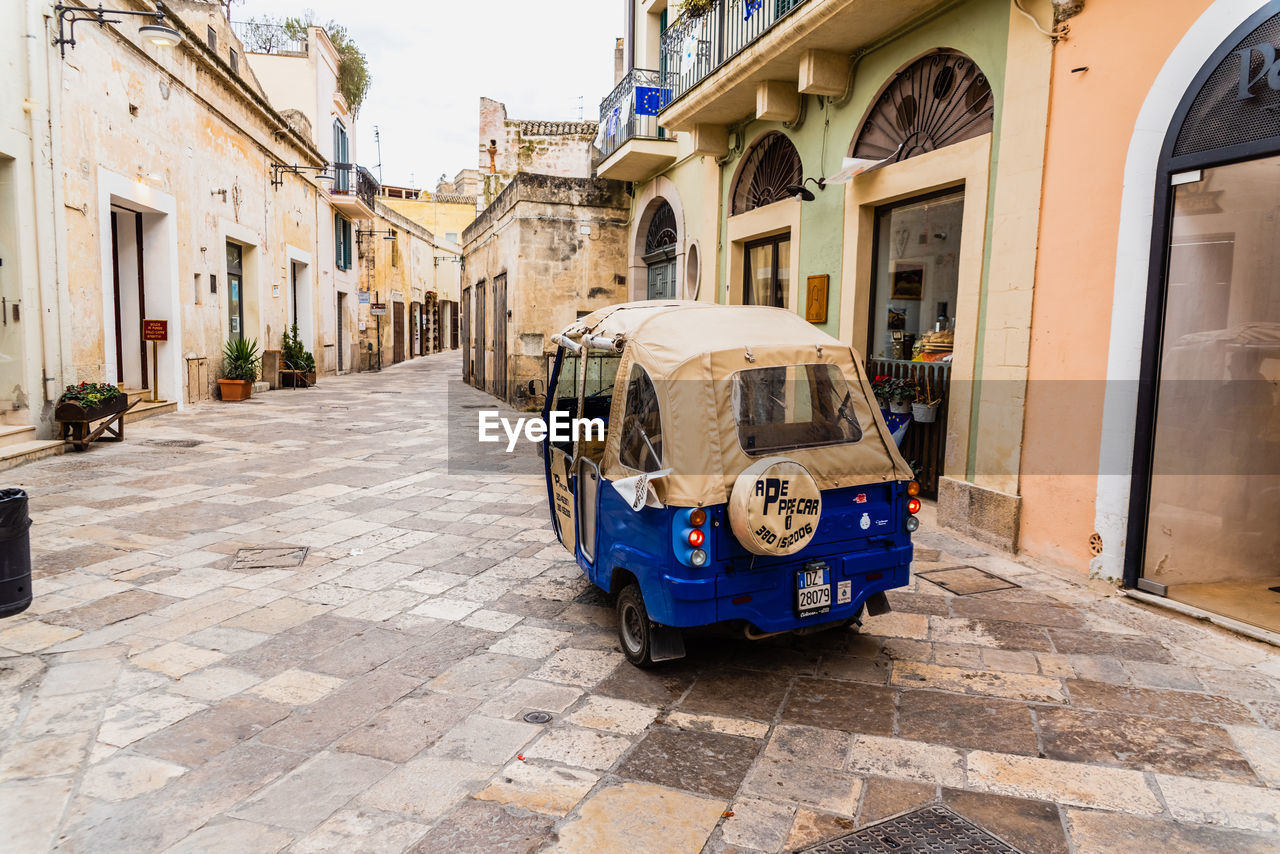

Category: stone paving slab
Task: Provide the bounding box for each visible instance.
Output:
[0,353,1278,853]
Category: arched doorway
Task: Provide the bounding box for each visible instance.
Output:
[853,50,994,498]
[1127,2,1280,632]
[643,201,678,299]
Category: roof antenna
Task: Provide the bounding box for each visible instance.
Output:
[373,125,383,184]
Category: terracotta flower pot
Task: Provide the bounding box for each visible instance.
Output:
[218,379,253,401]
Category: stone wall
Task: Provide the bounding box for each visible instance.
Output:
[462,174,630,407]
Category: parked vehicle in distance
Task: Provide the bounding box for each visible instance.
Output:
[541,301,920,666]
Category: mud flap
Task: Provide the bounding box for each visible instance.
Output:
[649,622,686,662]
[865,591,891,616]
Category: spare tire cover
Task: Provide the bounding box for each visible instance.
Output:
[728,457,823,556]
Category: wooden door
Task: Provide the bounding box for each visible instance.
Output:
[461,287,471,382]
[493,273,507,400]
[474,281,486,391]
[393,302,405,363]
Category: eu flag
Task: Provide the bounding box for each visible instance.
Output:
[635,86,672,116]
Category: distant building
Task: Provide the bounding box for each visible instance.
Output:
[461,98,628,407]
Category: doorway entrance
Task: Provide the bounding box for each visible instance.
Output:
[336,292,346,372]
[461,286,471,382]
[110,207,148,389]
[1138,157,1280,630]
[864,189,965,497]
[226,241,245,342]
[493,273,508,400]
[644,201,678,299]
[393,301,406,363]
[474,280,486,391]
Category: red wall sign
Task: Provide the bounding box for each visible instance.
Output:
[142,319,168,341]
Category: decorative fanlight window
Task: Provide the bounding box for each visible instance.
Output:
[731,132,803,215]
[644,201,678,258]
[851,51,993,164]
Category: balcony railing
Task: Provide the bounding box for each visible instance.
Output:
[331,163,379,211]
[230,20,308,55]
[659,0,808,107]
[598,69,673,160]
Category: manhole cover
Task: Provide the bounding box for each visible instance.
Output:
[916,566,1020,596]
[522,711,553,724]
[231,547,309,570]
[143,439,204,448]
[800,806,1025,853]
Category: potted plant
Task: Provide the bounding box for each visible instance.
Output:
[680,0,717,19]
[54,382,127,423]
[912,372,942,423]
[218,338,260,401]
[280,325,317,388]
[872,375,915,414]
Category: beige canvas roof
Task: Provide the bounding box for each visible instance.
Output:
[558,302,915,506]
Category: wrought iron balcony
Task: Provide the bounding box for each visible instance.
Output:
[596,69,679,181]
[598,68,673,160]
[659,0,807,107]
[329,163,378,218]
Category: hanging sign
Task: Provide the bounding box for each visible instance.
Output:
[370,303,387,316]
[142,319,168,341]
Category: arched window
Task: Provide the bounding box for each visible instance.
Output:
[731,132,803,215]
[851,51,993,164]
[645,201,678,255]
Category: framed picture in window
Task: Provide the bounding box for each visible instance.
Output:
[890,260,925,301]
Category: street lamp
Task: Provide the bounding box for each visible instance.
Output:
[54,2,183,59]
[269,162,334,189]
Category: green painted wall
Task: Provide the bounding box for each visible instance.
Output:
[705,0,1012,342]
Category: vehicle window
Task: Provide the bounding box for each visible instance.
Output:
[548,352,620,454]
[619,364,664,472]
[733,364,863,454]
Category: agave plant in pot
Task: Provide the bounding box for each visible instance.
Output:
[218,338,260,401]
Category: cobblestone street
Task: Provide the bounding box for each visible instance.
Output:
[2,353,1279,853]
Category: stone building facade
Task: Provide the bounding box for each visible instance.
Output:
[57,1,328,411]
[476,97,600,208]
[461,174,630,408]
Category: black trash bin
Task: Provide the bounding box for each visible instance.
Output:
[0,488,32,619]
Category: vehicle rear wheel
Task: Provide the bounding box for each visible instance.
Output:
[617,583,656,668]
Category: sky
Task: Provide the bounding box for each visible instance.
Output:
[233,0,621,191]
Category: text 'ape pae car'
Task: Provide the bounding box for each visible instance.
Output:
[542,301,920,666]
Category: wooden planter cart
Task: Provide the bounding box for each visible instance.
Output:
[56,396,140,451]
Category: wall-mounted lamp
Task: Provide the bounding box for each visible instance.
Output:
[433,254,462,267]
[270,162,333,189]
[356,228,396,241]
[784,176,826,202]
[54,2,182,59]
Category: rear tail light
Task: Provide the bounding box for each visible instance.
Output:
[673,507,710,568]
[907,497,921,515]
[906,516,920,532]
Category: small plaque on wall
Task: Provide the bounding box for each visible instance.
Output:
[805,274,829,324]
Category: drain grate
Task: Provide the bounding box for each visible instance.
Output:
[231,546,309,570]
[143,439,204,448]
[916,566,1020,596]
[800,806,1025,853]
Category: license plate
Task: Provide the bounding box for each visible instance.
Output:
[796,564,831,617]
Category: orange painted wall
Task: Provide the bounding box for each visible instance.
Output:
[1019,0,1214,571]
